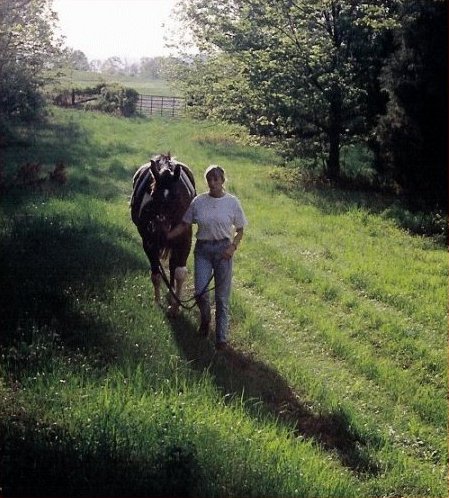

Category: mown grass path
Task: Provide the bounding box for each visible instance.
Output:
[0,109,447,497]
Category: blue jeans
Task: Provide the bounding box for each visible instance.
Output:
[194,239,233,344]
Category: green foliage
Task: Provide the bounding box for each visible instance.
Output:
[375,0,448,208]
[174,0,446,204]
[53,83,140,116]
[139,56,173,80]
[66,49,90,71]
[174,0,399,179]
[94,85,140,117]
[0,0,64,124]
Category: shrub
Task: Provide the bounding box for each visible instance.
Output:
[90,84,139,116]
[54,84,139,117]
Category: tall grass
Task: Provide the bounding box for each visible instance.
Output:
[0,107,446,497]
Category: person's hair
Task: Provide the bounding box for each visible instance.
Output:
[204,165,226,183]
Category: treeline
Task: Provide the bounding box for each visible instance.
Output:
[172,0,447,208]
[67,50,173,80]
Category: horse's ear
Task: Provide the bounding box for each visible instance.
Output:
[150,160,159,181]
[173,163,181,181]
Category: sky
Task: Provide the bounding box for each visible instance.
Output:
[53,0,180,62]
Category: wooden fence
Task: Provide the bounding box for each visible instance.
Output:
[137,94,185,117]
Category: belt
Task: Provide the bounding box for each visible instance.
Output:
[197,238,229,243]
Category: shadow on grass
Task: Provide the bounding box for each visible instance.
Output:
[1,116,139,209]
[170,314,381,476]
[269,170,447,243]
[0,212,143,361]
[0,415,203,497]
[271,172,393,216]
[3,115,138,168]
[0,210,208,496]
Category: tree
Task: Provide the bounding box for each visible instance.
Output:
[139,56,169,79]
[127,62,140,76]
[0,0,64,123]
[375,0,447,208]
[90,59,103,73]
[101,56,125,75]
[67,49,90,71]
[176,0,397,179]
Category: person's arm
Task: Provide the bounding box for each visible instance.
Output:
[231,227,244,249]
[167,221,190,241]
[223,227,244,259]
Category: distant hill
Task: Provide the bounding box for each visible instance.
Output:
[53,69,180,96]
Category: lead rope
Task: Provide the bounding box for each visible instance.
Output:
[153,214,214,311]
[157,259,215,310]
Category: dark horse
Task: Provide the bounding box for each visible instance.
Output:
[131,154,196,314]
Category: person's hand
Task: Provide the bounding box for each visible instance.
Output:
[222,243,237,260]
[165,221,189,241]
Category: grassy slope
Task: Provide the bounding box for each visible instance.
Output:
[0,108,447,497]
[51,68,179,96]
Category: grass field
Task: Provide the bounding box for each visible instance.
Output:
[0,107,447,497]
[52,68,179,96]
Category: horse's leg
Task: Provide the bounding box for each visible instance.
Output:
[167,258,184,316]
[174,265,188,301]
[151,271,162,304]
[167,232,191,315]
[143,237,162,305]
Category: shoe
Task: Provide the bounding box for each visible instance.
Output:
[198,321,210,337]
[215,341,228,351]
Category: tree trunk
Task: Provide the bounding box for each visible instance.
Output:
[326,86,342,180]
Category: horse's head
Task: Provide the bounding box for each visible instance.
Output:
[150,155,181,204]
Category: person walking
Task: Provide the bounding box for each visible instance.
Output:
[166,165,247,350]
